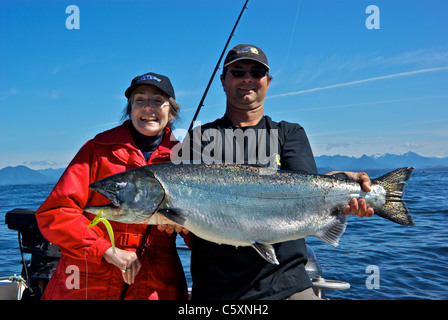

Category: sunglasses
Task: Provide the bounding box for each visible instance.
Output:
[227,68,268,79]
[133,98,168,109]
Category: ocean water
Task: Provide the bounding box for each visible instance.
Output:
[1,168,447,300]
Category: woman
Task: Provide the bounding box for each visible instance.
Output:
[35,72,190,300]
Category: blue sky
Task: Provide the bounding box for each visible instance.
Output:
[1,0,447,169]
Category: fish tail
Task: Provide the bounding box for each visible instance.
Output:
[372,167,415,226]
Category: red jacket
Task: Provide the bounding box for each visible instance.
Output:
[36,121,190,300]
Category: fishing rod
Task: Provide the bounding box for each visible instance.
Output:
[187,0,249,133]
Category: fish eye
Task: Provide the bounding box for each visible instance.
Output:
[109,182,127,191]
[115,182,127,189]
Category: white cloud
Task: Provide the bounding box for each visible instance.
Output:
[269,67,448,98]
[37,90,62,99]
[0,88,20,100]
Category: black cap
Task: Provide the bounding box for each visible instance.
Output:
[125,72,175,99]
[223,44,270,70]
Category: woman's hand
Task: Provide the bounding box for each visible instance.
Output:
[103,247,142,285]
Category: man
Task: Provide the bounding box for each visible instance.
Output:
[162,44,373,300]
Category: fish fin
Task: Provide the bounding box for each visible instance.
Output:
[372,167,415,226]
[251,242,279,265]
[247,153,281,175]
[314,213,347,246]
[158,209,187,226]
[332,172,350,180]
[249,153,281,168]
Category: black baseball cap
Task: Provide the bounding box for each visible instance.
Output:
[125,72,175,99]
[223,44,270,70]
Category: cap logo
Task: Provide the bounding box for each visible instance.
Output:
[137,75,161,82]
[237,46,259,55]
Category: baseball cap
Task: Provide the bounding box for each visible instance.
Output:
[223,44,270,70]
[125,72,175,99]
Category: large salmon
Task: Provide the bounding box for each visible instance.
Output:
[85,163,415,264]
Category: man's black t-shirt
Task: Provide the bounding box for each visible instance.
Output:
[189,114,318,300]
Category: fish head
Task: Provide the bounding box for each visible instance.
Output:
[85,169,165,224]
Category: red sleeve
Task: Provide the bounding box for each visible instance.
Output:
[35,141,111,264]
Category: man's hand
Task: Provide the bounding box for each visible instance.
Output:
[327,171,374,218]
[152,212,190,235]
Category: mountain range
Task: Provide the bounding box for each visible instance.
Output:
[0,166,65,186]
[314,151,448,171]
[1,152,447,185]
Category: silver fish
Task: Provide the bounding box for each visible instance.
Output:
[85,163,415,264]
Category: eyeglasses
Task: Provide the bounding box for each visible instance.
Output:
[132,98,168,109]
[227,68,268,79]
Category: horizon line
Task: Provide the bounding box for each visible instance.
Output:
[0,151,446,171]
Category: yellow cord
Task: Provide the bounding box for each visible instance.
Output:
[88,209,116,254]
